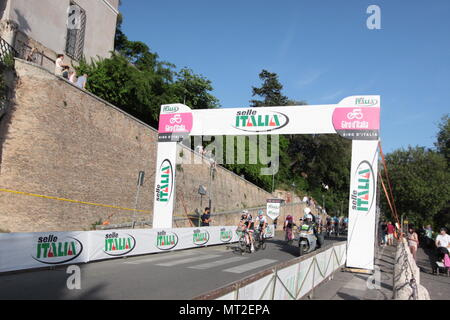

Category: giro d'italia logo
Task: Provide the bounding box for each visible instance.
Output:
[33,234,83,264]
[103,232,136,256]
[234,109,289,133]
[351,161,375,213]
[155,159,173,203]
[156,231,178,250]
[193,229,210,246]
[220,228,233,243]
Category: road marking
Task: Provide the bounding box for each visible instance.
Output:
[223,259,278,274]
[156,254,221,267]
[124,250,198,265]
[188,256,247,270]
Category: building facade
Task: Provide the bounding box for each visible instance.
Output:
[0,0,119,69]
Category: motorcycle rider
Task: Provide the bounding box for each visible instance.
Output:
[303,208,322,248]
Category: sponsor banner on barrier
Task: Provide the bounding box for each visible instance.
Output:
[238,273,274,300]
[0,231,89,273]
[273,263,298,300]
[1,225,269,272]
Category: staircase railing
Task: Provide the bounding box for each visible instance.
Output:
[0,36,18,66]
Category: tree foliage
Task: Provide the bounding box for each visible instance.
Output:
[76,14,218,128]
[382,146,450,228]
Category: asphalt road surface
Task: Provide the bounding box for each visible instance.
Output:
[0,233,345,299]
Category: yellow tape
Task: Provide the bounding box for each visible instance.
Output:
[0,187,197,218]
[0,187,153,213]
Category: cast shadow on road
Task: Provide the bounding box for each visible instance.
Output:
[267,239,300,257]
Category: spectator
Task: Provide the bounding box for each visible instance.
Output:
[387,221,395,246]
[26,47,37,62]
[407,227,419,261]
[379,220,386,246]
[302,196,309,206]
[195,144,203,155]
[435,227,450,260]
[424,225,433,248]
[76,73,88,89]
[273,217,278,230]
[381,221,387,246]
[55,54,68,76]
[62,66,70,79]
[200,207,212,227]
[69,70,77,83]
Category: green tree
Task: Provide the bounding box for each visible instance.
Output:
[436,114,450,163]
[383,146,450,227]
[250,70,289,107]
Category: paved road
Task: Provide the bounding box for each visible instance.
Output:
[0,233,345,299]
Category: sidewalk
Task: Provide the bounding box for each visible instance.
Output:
[304,244,396,300]
[415,245,450,300]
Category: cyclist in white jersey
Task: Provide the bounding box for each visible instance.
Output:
[256,209,268,238]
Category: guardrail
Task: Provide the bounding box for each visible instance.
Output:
[194,241,347,300]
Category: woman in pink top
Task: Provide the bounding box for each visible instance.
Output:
[407,227,419,261]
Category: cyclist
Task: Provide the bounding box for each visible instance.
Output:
[256,209,268,240]
[284,214,295,242]
[326,216,332,236]
[333,216,339,235]
[238,210,256,252]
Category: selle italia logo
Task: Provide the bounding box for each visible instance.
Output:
[103,232,136,256]
[234,109,289,133]
[162,105,179,113]
[355,97,378,107]
[33,234,83,264]
[156,231,178,250]
[220,228,232,242]
[193,229,210,245]
[351,161,375,213]
[155,159,173,203]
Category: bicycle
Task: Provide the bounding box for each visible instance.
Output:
[236,228,253,254]
[254,228,267,251]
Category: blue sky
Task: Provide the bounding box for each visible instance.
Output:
[120,0,450,153]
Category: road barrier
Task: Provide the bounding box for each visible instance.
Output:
[0,225,274,273]
[194,241,347,300]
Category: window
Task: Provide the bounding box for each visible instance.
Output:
[65,2,86,61]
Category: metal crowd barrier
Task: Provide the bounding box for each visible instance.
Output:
[194,241,347,300]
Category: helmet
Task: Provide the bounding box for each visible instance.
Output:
[242,209,248,214]
[305,213,313,220]
[258,209,264,216]
[286,215,293,221]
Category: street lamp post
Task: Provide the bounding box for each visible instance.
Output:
[132,171,145,229]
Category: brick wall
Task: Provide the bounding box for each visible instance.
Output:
[0,59,280,232]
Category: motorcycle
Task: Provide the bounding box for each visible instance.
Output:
[298,223,318,256]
